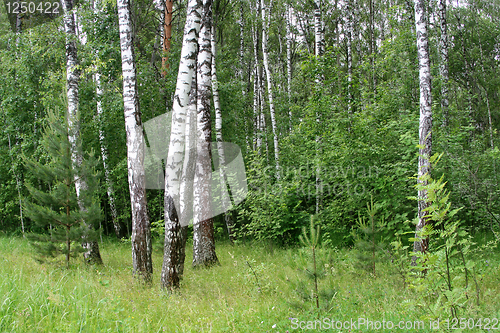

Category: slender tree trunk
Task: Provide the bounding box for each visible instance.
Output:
[239,3,245,97]
[252,24,263,152]
[297,12,312,54]
[161,0,201,290]
[92,0,122,239]
[438,0,449,127]
[252,66,259,150]
[63,0,102,264]
[260,0,280,178]
[162,0,174,76]
[473,3,494,148]
[95,72,123,239]
[6,133,24,235]
[286,4,292,131]
[212,23,235,243]
[314,0,324,214]
[193,0,219,267]
[11,13,24,236]
[454,13,474,131]
[369,0,376,96]
[314,0,324,57]
[412,0,433,264]
[117,0,152,280]
[346,0,353,115]
[178,72,197,277]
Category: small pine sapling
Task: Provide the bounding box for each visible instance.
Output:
[290,216,337,313]
[352,195,386,275]
[23,110,101,267]
[299,215,321,309]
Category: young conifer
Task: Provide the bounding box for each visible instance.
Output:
[353,195,385,275]
[23,110,101,267]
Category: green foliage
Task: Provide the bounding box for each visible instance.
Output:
[407,155,497,319]
[23,110,101,266]
[238,151,309,245]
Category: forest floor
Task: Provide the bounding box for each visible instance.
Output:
[0,235,499,332]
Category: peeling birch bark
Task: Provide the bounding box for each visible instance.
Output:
[117,0,152,280]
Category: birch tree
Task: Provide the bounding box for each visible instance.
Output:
[93,0,122,239]
[192,0,219,267]
[314,0,324,214]
[438,0,449,127]
[251,22,266,153]
[412,0,433,263]
[212,22,235,242]
[177,74,197,277]
[117,0,152,281]
[260,0,280,178]
[346,0,353,115]
[314,0,324,57]
[95,72,122,239]
[286,3,292,131]
[161,0,201,289]
[63,0,102,264]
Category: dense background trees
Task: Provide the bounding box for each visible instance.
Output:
[1,0,499,254]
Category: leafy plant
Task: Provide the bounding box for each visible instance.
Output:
[407,153,493,318]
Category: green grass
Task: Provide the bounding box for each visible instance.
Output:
[0,236,499,332]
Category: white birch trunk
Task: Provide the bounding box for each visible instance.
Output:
[64,0,103,264]
[117,0,152,279]
[261,0,280,178]
[438,0,449,128]
[252,66,260,150]
[346,0,353,115]
[11,6,24,236]
[239,4,246,98]
[286,4,292,131]
[314,0,324,57]
[93,0,122,239]
[193,0,219,267]
[369,0,376,95]
[161,0,201,289]
[178,74,197,277]
[212,23,235,243]
[314,0,324,214]
[95,72,122,238]
[252,24,262,151]
[412,0,433,262]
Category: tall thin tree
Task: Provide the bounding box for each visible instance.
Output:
[193,0,219,267]
[212,21,235,243]
[260,0,280,178]
[93,0,123,239]
[62,0,102,264]
[439,0,449,127]
[412,0,433,263]
[161,0,201,290]
[286,3,293,131]
[117,0,152,280]
[162,0,174,76]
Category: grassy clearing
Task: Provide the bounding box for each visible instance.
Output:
[0,236,499,332]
